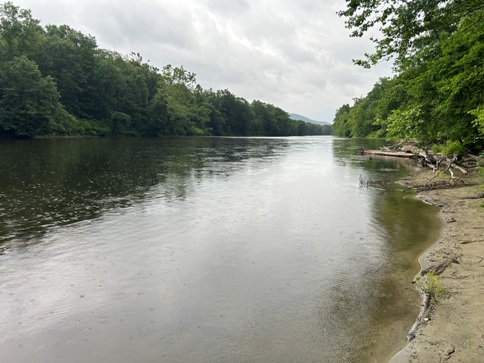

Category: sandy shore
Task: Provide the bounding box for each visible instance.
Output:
[390,169,484,362]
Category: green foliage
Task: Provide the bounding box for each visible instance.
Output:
[332,104,351,137]
[338,0,483,68]
[414,272,445,302]
[469,106,484,143]
[0,2,326,138]
[0,2,42,61]
[335,0,484,153]
[109,111,132,136]
[431,144,444,154]
[0,55,67,136]
[477,156,484,180]
[332,78,406,139]
[320,124,332,135]
[442,141,466,156]
[478,167,484,178]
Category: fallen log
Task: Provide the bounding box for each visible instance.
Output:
[358,145,472,180]
[451,162,469,176]
[358,148,416,158]
[419,149,443,172]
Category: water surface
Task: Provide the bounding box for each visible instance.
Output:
[0,137,441,362]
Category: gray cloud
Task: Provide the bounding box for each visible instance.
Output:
[15,0,391,122]
[201,0,251,16]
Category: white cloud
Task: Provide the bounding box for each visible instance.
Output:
[14,0,392,122]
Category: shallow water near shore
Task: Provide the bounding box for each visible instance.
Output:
[0,136,442,362]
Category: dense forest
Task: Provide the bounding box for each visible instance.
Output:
[333,0,483,154]
[0,3,331,138]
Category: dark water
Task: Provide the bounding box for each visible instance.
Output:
[0,137,441,363]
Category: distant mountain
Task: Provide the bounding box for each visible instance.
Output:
[289,113,331,126]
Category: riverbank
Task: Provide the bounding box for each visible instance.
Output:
[390,168,484,362]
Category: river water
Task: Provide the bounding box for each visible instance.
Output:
[0,136,441,363]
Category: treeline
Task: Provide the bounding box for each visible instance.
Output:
[334,0,483,154]
[0,3,330,138]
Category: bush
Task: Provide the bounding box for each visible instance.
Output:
[414,271,445,302]
[431,144,443,154]
[442,141,465,156]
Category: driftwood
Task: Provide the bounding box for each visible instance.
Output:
[359,148,417,158]
[451,161,469,175]
[359,145,473,183]
[419,149,441,171]
[420,255,460,276]
[406,290,430,341]
[406,255,459,341]
[359,175,389,190]
[418,149,473,177]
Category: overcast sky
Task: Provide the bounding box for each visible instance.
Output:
[14,0,392,122]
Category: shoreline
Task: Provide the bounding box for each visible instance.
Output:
[390,169,484,362]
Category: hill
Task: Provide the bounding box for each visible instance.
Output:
[289,113,331,126]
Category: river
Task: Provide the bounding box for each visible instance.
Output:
[0,136,441,362]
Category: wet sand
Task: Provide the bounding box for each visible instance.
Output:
[391,169,484,362]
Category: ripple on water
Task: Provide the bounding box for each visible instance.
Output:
[0,137,440,363]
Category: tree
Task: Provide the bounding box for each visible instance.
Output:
[337,0,484,152]
[219,91,253,136]
[161,64,197,89]
[204,89,226,136]
[381,12,484,149]
[146,86,169,136]
[333,104,351,137]
[0,2,43,61]
[0,56,67,136]
[338,0,483,69]
[1,3,326,139]
[36,25,98,118]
